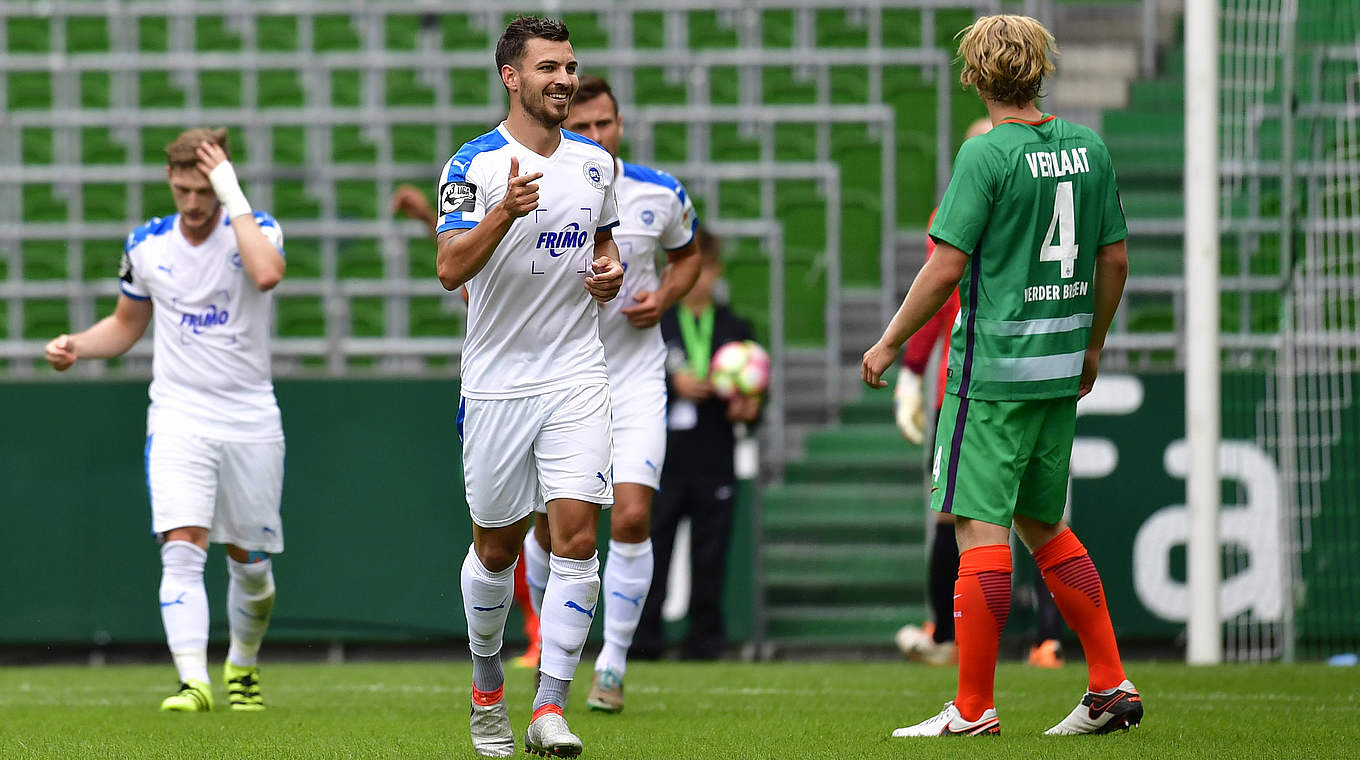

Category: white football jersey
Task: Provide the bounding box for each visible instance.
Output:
[436,123,619,399]
[120,209,285,442]
[602,160,698,392]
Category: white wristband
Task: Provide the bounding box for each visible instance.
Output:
[207,161,252,220]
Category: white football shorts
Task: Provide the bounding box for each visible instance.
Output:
[146,431,286,554]
[460,382,614,528]
[608,378,667,491]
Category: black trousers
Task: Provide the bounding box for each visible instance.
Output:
[631,474,736,659]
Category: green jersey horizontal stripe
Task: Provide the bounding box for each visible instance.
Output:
[974,328,1089,364]
[977,313,1094,336]
[959,376,1079,400]
[984,350,1086,383]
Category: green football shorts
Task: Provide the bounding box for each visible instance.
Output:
[929,393,1077,527]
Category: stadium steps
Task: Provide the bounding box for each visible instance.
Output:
[763,483,925,543]
[838,289,886,365]
[782,452,920,485]
[764,603,929,645]
[894,230,929,297]
[764,543,926,606]
[760,392,930,648]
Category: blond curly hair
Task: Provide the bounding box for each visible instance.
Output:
[956,15,1058,107]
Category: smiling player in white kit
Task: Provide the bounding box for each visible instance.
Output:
[44,128,286,714]
[434,16,624,760]
[519,74,702,715]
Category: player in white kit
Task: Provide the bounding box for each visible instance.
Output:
[436,17,624,759]
[44,128,286,713]
[518,75,701,714]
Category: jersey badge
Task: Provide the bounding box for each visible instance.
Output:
[440,181,477,214]
[639,209,655,226]
[582,161,606,190]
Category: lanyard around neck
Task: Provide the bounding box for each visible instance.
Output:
[678,305,715,379]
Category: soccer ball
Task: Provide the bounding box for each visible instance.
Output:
[709,340,770,399]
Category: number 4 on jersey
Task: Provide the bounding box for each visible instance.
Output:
[1040,180,1078,278]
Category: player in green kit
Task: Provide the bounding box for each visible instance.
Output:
[862,14,1141,737]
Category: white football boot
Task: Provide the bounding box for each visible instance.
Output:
[469,689,515,758]
[524,707,583,758]
[1044,679,1143,735]
[891,701,1001,737]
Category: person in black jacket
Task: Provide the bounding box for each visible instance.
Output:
[630,226,762,660]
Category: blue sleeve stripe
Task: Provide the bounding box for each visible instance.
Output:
[621,161,688,204]
[445,129,508,183]
[443,157,464,184]
[664,229,698,252]
[436,220,478,234]
[121,287,151,301]
[124,215,176,253]
[252,210,278,229]
[562,129,608,153]
[596,220,620,234]
[663,212,700,251]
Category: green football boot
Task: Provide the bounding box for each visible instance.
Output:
[160,679,213,712]
[224,662,265,711]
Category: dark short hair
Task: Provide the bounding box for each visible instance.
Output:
[572,75,618,113]
[495,15,570,71]
[695,224,721,263]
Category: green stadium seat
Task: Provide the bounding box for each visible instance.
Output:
[277,297,327,338]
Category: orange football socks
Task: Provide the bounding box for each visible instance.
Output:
[953,544,1012,721]
[1034,528,1126,692]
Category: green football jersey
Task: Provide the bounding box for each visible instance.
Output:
[929,115,1128,400]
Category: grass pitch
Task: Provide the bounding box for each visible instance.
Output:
[1,659,1355,759]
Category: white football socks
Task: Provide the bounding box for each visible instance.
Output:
[537,552,601,682]
[595,539,653,677]
[461,545,515,667]
[521,530,550,617]
[159,540,210,684]
[226,556,275,668]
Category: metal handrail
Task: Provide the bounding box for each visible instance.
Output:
[647,160,842,413]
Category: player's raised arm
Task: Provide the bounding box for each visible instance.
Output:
[861,242,969,388]
[436,156,542,290]
[196,142,285,291]
[45,294,153,371]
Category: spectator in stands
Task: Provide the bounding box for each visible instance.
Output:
[631,226,762,661]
